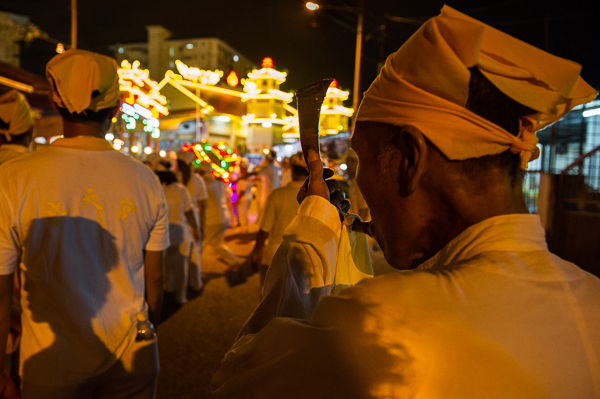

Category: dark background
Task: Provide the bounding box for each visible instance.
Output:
[3,0,600,96]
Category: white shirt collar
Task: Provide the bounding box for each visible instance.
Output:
[417,214,548,272]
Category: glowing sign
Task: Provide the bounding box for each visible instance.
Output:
[122,114,137,130]
[175,60,222,85]
[121,103,137,117]
[226,70,239,87]
[118,60,169,116]
[134,103,153,119]
[181,140,238,183]
[261,57,274,69]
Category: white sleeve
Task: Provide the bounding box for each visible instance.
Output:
[145,179,170,251]
[211,198,381,398]
[0,186,19,274]
[195,175,208,201]
[180,184,193,213]
[237,195,341,333]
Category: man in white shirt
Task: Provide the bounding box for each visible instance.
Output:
[199,163,240,267]
[256,150,280,212]
[0,50,169,398]
[250,152,309,287]
[176,151,208,292]
[0,90,34,165]
[212,7,600,398]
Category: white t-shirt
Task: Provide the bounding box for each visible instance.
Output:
[257,181,303,266]
[0,136,170,386]
[258,162,280,207]
[212,200,600,398]
[204,175,230,226]
[163,182,193,246]
[187,173,208,207]
[0,143,31,165]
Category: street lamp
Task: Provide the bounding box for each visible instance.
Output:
[306,0,364,119]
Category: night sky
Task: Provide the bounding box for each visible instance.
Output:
[4,0,600,98]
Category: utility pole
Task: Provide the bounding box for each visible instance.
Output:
[352,0,364,119]
[71,0,77,49]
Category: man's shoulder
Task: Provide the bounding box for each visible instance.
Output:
[0,148,44,176]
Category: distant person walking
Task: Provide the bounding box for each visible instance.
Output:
[0,90,34,165]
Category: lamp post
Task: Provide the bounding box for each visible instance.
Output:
[71,0,77,49]
[306,0,364,118]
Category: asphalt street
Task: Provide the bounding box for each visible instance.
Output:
[155,226,261,399]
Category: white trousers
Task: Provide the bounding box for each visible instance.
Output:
[188,237,203,290]
[202,222,239,266]
[164,241,191,304]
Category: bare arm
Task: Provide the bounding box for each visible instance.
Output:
[250,229,269,272]
[0,274,18,398]
[198,199,207,239]
[185,210,200,242]
[144,250,164,327]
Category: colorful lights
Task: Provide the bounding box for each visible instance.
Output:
[241,115,295,127]
[159,150,166,157]
[175,60,222,85]
[247,58,287,84]
[144,146,153,155]
[226,70,239,87]
[118,60,169,116]
[306,2,320,10]
[122,114,137,130]
[113,139,124,150]
[181,141,238,183]
[117,60,167,150]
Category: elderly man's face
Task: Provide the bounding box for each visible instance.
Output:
[351,122,426,269]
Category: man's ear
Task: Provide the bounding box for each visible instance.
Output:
[397,125,428,196]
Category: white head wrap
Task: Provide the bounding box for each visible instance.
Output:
[0,90,34,141]
[177,149,197,165]
[146,153,164,171]
[290,151,308,170]
[46,49,120,114]
[357,6,597,169]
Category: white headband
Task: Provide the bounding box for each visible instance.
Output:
[0,90,34,141]
[46,49,120,114]
[357,5,597,169]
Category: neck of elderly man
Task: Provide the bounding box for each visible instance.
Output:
[52,100,119,138]
[352,120,528,271]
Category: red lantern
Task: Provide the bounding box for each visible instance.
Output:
[226,70,239,87]
[261,57,274,69]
